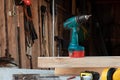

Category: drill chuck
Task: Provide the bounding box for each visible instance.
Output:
[76,15,91,24]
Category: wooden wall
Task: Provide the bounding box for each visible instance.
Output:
[0,0,39,68]
[0,0,71,69]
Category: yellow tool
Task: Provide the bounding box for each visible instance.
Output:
[80,71,100,80]
[80,72,93,80]
[101,68,120,80]
[113,68,120,80]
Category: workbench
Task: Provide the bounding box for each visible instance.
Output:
[38,56,120,75]
[0,68,54,80]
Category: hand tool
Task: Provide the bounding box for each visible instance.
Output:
[26,43,33,69]
[23,2,37,69]
[81,72,93,80]
[13,0,24,68]
[41,5,46,39]
[24,5,38,46]
[64,15,91,57]
[37,0,42,57]
[14,0,38,68]
[16,6,22,68]
[26,53,33,69]
[14,0,38,46]
[54,36,64,56]
[23,0,31,5]
[40,5,47,56]
[80,71,100,80]
[14,0,31,6]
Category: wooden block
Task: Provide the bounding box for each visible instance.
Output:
[38,56,120,68]
[55,67,105,75]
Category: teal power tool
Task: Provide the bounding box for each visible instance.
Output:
[64,15,91,57]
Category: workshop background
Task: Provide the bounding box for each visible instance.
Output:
[0,0,120,69]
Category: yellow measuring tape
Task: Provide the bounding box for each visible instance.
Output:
[80,72,93,80]
[101,68,120,80]
[101,68,109,80]
[113,68,120,80]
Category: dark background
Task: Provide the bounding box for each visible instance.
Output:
[58,0,120,56]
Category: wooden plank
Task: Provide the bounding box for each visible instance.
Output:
[55,67,106,75]
[38,56,120,68]
[0,0,6,57]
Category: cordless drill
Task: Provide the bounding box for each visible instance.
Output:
[64,15,91,57]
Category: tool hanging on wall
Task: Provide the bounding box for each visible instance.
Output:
[14,0,38,69]
[23,5,38,47]
[26,45,33,69]
[16,6,22,68]
[23,1,37,69]
[40,5,47,56]
[41,5,46,39]
[23,0,31,5]
[11,0,27,68]
[14,0,31,6]
[14,0,38,46]
[54,36,64,57]
[11,0,23,68]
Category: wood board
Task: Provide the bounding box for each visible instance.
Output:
[55,67,105,75]
[38,56,120,68]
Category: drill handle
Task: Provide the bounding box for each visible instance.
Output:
[70,27,79,45]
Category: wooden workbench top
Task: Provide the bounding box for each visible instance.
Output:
[38,56,120,68]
